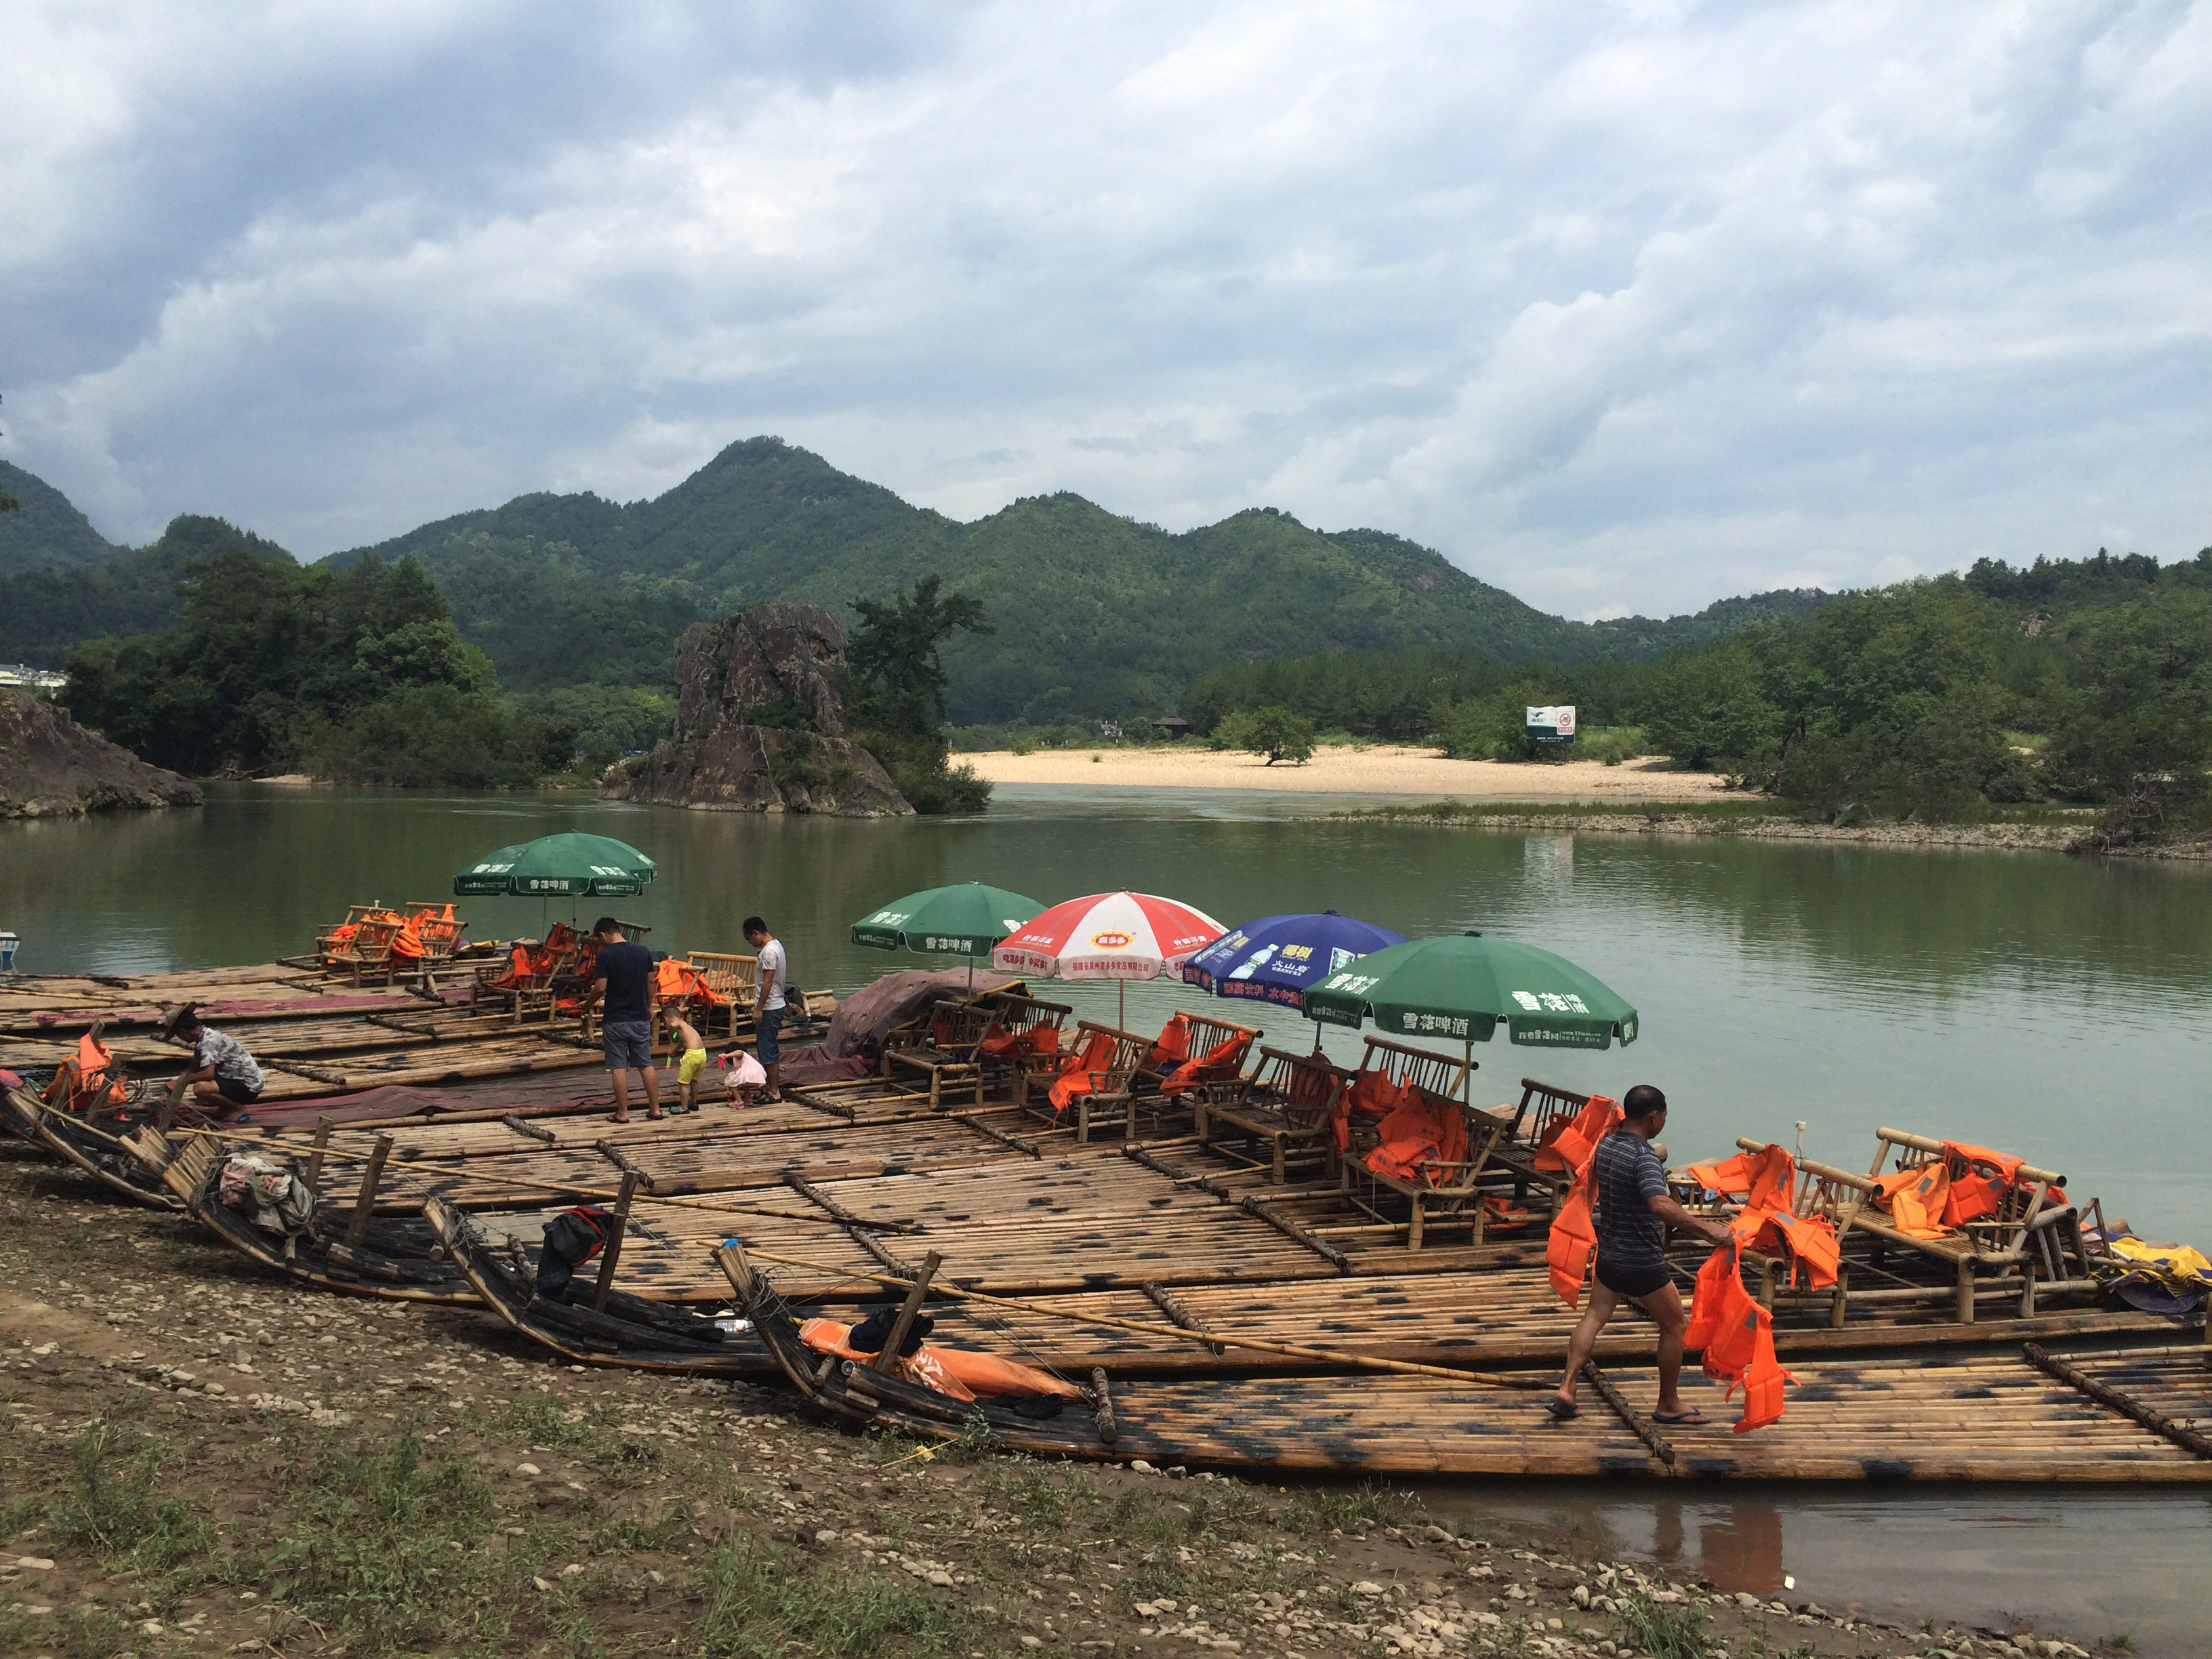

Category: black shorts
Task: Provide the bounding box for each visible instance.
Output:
[1595,1258,1671,1300]
[215,1075,262,1106]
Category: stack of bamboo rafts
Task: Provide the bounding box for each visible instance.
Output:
[4,970,2207,1483]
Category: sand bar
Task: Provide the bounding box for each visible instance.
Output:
[961,744,1736,800]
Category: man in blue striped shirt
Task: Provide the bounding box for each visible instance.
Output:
[1548,1084,1730,1427]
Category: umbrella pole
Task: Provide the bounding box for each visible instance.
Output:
[1464,1038,1473,1105]
[1118,977,1126,1031]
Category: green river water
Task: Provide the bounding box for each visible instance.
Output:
[3,783,2207,1648]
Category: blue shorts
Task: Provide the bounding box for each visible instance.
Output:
[602,1019,653,1073]
[755,1004,783,1067]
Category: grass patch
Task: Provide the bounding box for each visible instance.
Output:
[468,1391,665,1476]
[1616,1590,1714,1659]
[53,1416,213,1572]
[1278,1478,1418,1535]
[695,1533,980,1657]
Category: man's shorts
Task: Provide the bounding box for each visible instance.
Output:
[754,1004,783,1067]
[1595,1258,1673,1300]
[215,1074,262,1106]
[678,1047,710,1086]
[602,1019,653,1073]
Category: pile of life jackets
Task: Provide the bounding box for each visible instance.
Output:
[41,1030,129,1118]
[1142,1012,1254,1099]
[1681,1145,1843,1294]
[1540,1095,1625,1307]
[653,958,733,1012]
[1328,1069,1414,1155]
[798,1315,1084,1406]
[1868,1141,2053,1238]
[1363,1086,1467,1187]
[979,1021,1061,1065]
[388,903,462,963]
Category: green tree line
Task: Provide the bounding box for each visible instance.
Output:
[1183,548,2212,842]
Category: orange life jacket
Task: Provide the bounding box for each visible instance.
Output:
[1937,1141,2028,1228]
[1682,1143,1794,1213]
[1332,1070,1411,1155]
[1142,1013,1194,1075]
[1532,1095,1624,1174]
[43,1031,128,1117]
[1162,1031,1252,1097]
[979,1023,1059,1062]
[1757,1207,1842,1292]
[1364,1090,1468,1187]
[1872,1163,1951,1237]
[797,1318,1082,1404]
[1683,1226,1793,1433]
[1541,1093,1621,1309]
[390,915,428,960]
[1048,1029,1120,1113]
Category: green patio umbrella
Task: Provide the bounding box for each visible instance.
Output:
[453,832,659,898]
[1303,931,1639,1052]
[853,882,1046,991]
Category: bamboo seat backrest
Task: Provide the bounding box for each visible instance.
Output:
[1069,1021,1157,1080]
[1226,1045,1353,1134]
[335,918,400,965]
[315,903,383,955]
[985,993,1071,1044]
[1139,1010,1261,1088]
[1870,1126,2062,1259]
[1353,1035,1473,1104]
[687,951,759,1008]
[1729,1139,1875,1227]
[1502,1076,1595,1150]
[921,1000,998,1058]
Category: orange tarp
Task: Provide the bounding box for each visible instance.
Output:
[798,1319,1082,1404]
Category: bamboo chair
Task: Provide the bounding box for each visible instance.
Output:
[1337,1036,1495,1250]
[1680,1139,1875,1328]
[1483,1076,1599,1217]
[1829,1128,2087,1323]
[327,918,401,987]
[314,903,384,965]
[979,994,1073,1106]
[684,951,758,1038]
[1135,1011,1262,1099]
[1027,1021,1153,1136]
[1194,1045,1354,1183]
[882,999,998,1110]
[472,941,579,1026]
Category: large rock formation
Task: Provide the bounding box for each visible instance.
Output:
[598,604,912,816]
[0,687,203,818]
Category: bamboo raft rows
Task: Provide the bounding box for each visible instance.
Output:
[5,958,2209,1483]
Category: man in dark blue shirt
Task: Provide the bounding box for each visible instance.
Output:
[581,916,661,1123]
[1549,1084,1730,1427]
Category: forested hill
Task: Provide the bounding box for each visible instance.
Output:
[325,436,1830,724]
[0,459,125,575]
[0,515,293,666]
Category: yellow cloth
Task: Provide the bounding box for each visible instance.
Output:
[677,1048,710,1085]
[2106,1235,2212,1294]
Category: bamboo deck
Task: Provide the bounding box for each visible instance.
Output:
[5,957,2209,1485]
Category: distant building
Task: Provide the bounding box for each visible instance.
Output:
[1150,716,1192,737]
[0,665,66,692]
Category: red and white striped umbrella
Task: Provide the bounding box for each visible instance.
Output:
[991,890,1226,982]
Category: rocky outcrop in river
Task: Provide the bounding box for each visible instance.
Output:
[597,603,912,817]
[0,687,203,818]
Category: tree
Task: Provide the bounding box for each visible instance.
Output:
[1216,705,1315,765]
[845,573,995,813]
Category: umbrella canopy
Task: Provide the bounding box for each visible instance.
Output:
[852,882,1046,957]
[453,832,659,898]
[1303,931,1638,1050]
[1181,910,1407,1009]
[991,891,1225,981]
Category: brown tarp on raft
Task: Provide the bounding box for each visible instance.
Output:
[779,968,1023,1086]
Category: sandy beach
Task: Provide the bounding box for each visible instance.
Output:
[962,743,1738,800]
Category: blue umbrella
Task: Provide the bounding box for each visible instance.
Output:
[1181,911,1407,1011]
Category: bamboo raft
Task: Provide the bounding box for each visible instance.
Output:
[4,958,2208,1483]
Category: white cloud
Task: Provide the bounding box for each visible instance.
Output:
[1,0,2207,617]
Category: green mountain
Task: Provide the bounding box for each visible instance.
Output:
[328,437,1830,724]
[0,459,125,575]
[0,515,295,667]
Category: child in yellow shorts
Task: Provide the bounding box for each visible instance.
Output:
[663,1012,716,1113]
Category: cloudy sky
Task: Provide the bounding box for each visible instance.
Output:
[3,2,2207,617]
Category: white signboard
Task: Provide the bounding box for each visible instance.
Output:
[1525,705,1577,739]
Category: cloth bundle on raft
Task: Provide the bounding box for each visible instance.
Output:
[798,1317,1084,1407]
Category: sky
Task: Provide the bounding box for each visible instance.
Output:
[3,1,2208,619]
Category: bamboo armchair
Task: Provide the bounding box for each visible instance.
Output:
[684,951,758,1038]
[327,918,401,987]
[314,903,384,965]
[882,998,998,1110]
[1027,1021,1154,1139]
[472,941,579,1025]
[1136,1010,1262,1099]
[1193,1045,1353,1183]
[1338,1036,1497,1250]
[1481,1077,1600,1217]
[979,994,1075,1105]
[1836,1126,2094,1324]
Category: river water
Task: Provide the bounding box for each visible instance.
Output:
[4,783,2208,1648]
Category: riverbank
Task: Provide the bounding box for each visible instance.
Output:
[0,1149,2125,1659]
[963,745,1735,800]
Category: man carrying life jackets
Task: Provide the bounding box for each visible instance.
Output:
[1548,1084,1730,1427]
[157,1004,266,1122]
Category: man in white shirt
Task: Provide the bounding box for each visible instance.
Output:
[743,916,787,1103]
[157,1004,266,1121]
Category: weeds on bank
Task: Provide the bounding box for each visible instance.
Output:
[695,1533,980,1657]
[1616,1590,1714,1659]
[54,1415,211,1570]
[469,1391,665,1477]
[1279,1478,1417,1535]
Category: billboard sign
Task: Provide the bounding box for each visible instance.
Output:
[1525,705,1576,743]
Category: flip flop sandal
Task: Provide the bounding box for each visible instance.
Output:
[1544,1397,1579,1421]
[1651,1409,1708,1426]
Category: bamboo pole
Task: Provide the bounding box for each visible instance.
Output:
[592,1172,640,1314]
[872,1250,943,1375]
[345,1134,394,1248]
